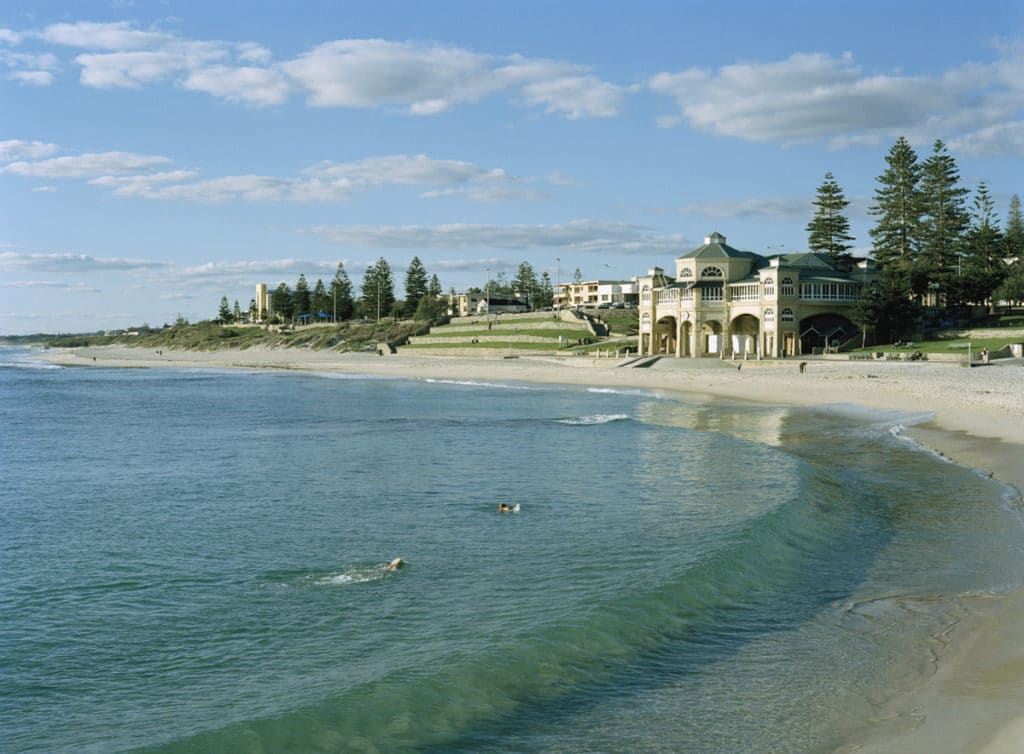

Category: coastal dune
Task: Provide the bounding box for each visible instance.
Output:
[41,344,1024,752]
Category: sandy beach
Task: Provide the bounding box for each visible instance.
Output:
[39,344,1024,751]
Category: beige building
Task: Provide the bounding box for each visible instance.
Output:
[255,283,269,321]
[637,232,878,358]
[556,279,637,309]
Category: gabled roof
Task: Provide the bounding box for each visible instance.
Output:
[770,252,835,269]
[677,232,761,262]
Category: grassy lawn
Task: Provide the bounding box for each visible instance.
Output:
[852,335,1022,355]
[402,340,567,351]
[415,327,592,340]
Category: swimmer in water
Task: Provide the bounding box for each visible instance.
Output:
[385,557,404,571]
[498,503,520,513]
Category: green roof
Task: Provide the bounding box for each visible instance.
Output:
[677,232,760,261]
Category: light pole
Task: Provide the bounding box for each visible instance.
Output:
[555,257,560,314]
[485,267,490,320]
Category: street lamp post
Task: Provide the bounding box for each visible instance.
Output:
[555,257,560,315]
[485,267,490,321]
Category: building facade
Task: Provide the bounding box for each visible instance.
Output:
[556,279,638,309]
[637,232,878,358]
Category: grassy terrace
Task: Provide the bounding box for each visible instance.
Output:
[401,310,637,353]
[851,334,1023,355]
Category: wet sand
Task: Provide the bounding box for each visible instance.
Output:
[39,344,1024,751]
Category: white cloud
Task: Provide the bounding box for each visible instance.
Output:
[0,251,170,273]
[26,147,545,204]
[40,21,174,50]
[74,50,188,88]
[0,279,100,292]
[0,28,23,44]
[2,49,59,85]
[182,64,292,105]
[650,52,952,144]
[10,20,631,118]
[309,154,512,187]
[282,39,494,111]
[418,186,547,202]
[0,139,59,162]
[948,121,1024,157]
[1,151,172,178]
[88,170,202,195]
[678,197,813,221]
[303,219,684,256]
[519,75,634,119]
[9,69,55,85]
[650,48,1024,154]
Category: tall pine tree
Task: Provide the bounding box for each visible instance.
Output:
[959,181,1005,308]
[403,256,429,316]
[1005,194,1024,259]
[330,262,354,321]
[271,282,293,321]
[869,137,922,282]
[293,273,311,317]
[806,172,855,266]
[918,140,969,301]
[311,278,330,319]
[539,271,554,309]
[513,261,539,305]
[361,257,395,320]
[414,273,445,321]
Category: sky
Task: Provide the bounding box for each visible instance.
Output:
[2,0,1023,334]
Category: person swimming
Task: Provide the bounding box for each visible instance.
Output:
[498,503,520,513]
[385,557,404,571]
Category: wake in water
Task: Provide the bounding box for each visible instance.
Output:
[265,564,402,588]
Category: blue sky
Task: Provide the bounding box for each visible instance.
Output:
[2,0,1023,333]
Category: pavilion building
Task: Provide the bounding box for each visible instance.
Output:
[636,232,878,358]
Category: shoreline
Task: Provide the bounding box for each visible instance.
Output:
[32,344,1024,751]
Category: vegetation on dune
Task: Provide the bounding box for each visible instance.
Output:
[44,320,425,352]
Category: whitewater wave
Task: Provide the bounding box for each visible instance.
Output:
[557,413,630,426]
[0,359,62,370]
[423,378,538,391]
[586,386,664,399]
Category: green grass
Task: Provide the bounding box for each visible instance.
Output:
[402,340,566,351]
[852,335,1021,355]
[414,327,592,340]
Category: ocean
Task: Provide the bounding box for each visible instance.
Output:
[2,346,1022,753]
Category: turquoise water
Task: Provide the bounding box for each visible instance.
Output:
[2,348,1022,753]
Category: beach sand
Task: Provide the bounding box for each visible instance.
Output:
[40,344,1024,751]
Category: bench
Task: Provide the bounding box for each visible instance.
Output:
[848,353,873,360]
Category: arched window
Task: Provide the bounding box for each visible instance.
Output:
[781,308,795,323]
[641,286,651,302]
[641,311,651,332]
[702,265,724,278]
[764,307,775,325]
[781,277,795,296]
[763,279,775,297]
[679,267,693,279]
